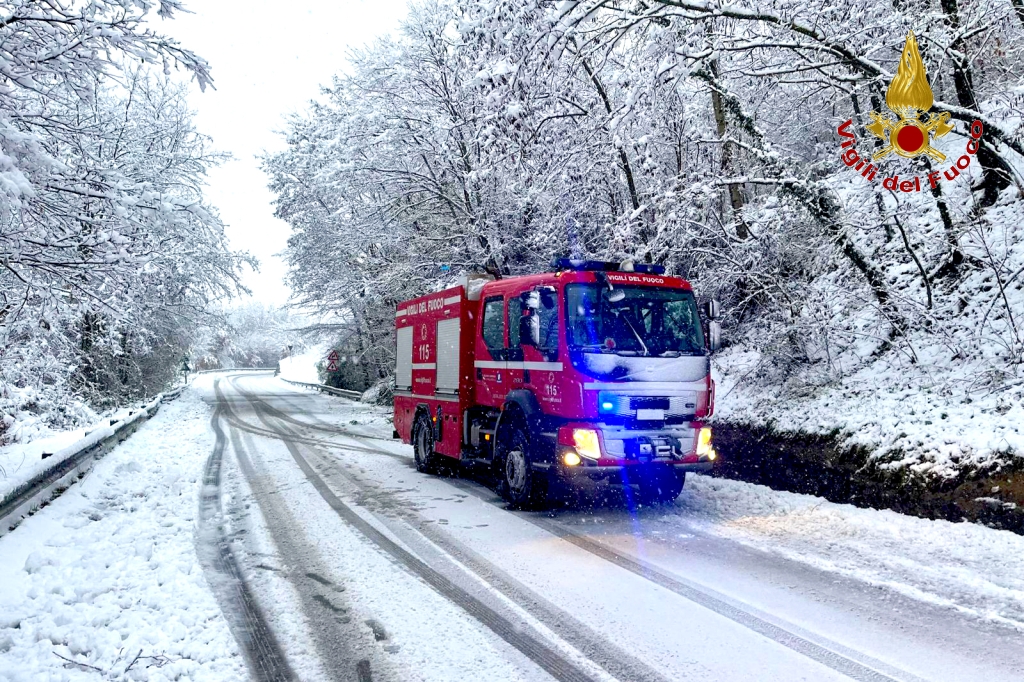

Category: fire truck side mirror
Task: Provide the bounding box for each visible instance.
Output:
[538,286,557,308]
[704,300,721,320]
[707,321,722,352]
[523,287,556,309]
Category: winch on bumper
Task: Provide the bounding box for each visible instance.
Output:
[541,423,717,480]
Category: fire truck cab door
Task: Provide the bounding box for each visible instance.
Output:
[518,286,562,411]
[474,295,507,407]
[506,295,525,392]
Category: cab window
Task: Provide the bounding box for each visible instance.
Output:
[536,290,559,361]
[481,296,505,360]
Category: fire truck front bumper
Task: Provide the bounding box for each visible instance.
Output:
[547,423,718,479]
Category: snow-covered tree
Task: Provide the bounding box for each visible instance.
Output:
[267,0,1024,395]
[1,2,248,442]
[192,304,307,371]
[1,2,215,313]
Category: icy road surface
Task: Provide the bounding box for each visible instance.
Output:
[3,371,1023,681]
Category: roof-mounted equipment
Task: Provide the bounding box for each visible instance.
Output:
[550,258,666,276]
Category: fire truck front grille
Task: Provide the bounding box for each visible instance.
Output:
[600,392,698,419]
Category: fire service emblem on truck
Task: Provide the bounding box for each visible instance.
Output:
[835,30,983,192]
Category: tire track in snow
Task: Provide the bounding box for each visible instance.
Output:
[236,377,922,682]
[233,385,399,446]
[432,476,919,682]
[226,421,389,682]
[224,378,607,682]
[197,384,295,682]
[519,515,919,682]
[221,408,388,456]
[238,394,676,682]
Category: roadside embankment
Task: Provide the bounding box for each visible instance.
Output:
[712,421,1024,533]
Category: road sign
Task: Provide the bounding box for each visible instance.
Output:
[327,350,339,363]
[327,360,339,372]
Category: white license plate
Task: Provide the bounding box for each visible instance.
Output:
[636,409,665,421]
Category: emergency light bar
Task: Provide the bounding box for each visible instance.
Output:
[550,258,666,275]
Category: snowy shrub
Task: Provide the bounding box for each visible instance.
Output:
[362,378,396,407]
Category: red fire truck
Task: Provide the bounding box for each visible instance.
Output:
[393,259,721,507]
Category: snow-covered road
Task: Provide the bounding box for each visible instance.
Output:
[203,373,1024,682]
[3,371,1023,681]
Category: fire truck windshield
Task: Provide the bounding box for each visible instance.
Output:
[566,284,705,356]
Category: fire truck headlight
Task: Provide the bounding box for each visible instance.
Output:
[696,427,716,460]
[562,450,582,467]
[573,429,602,460]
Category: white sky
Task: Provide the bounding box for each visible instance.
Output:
[165,0,409,306]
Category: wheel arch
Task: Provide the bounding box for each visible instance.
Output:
[413,403,432,423]
[496,390,541,439]
[495,390,557,465]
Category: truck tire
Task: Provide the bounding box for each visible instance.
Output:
[497,425,547,509]
[413,413,437,474]
[639,470,685,505]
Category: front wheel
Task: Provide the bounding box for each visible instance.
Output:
[638,470,685,505]
[413,414,437,474]
[498,425,547,509]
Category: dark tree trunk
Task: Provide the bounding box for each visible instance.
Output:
[709,58,747,239]
[939,0,1012,206]
[578,54,651,249]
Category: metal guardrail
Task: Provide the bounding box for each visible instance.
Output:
[162,386,186,401]
[278,378,363,400]
[194,367,274,375]
[0,388,186,536]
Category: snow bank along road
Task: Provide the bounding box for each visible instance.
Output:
[3,372,1023,681]
[194,372,1023,682]
[0,382,246,680]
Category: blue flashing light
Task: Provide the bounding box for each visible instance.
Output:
[633,263,667,275]
[551,258,667,276]
[600,400,616,412]
[552,258,617,272]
